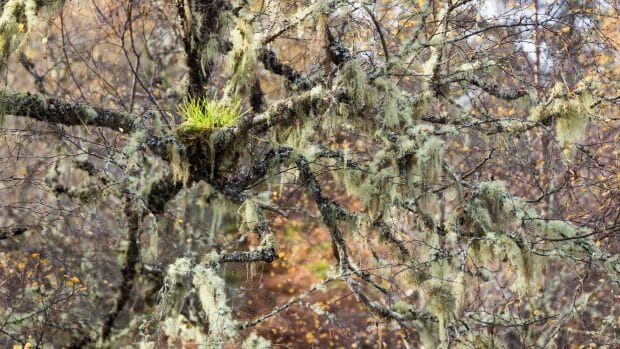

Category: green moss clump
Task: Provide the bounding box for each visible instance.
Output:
[177,96,243,131]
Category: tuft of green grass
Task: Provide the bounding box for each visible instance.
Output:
[178,96,243,130]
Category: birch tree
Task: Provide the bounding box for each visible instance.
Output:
[0,0,618,347]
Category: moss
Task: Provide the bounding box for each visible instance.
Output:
[178,96,242,131]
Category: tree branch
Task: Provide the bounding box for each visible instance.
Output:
[0,89,137,132]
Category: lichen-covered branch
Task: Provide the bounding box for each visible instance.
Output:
[0,89,136,132]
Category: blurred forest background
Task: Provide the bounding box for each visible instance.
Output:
[0,0,618,348]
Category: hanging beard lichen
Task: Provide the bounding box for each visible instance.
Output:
[374,77,408,128]
[225,13,258,97]
[158,258,193,318]
[209,194,237,243]
[529,82,594,147]
[158,259,198,346]
[455,333,508,349]
[157,259,238,346]
[168,144,190,185]
[497,235,538,296]
[192,264,238,346]
[477,180,521,226]
[336,60,377,110]
[424,283,455,344]
[416,136,444,184]
[0,0,37,69]
[0,0,64,70]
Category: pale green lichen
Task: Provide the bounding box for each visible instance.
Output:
[393,300,418,321]
[539,219,577,239]
[192,264,238,346]
[455,334,508,349]
[529,82,594,147]
[225,15,258,97]
[238,199,262,233]
[416,136,444,183]
[203,37,221,62]
[168,144,189,185]
[405,264,431,285]
[477,180,520,225]
[0,0,38,68]
[142,214,159,263]
[208,195,237,243]
[425,283,455,343]
[422,47,439,77]
[452,272,466,312]
[336,60,377,110]
[158,257,193,318]
[373,77,407,128]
